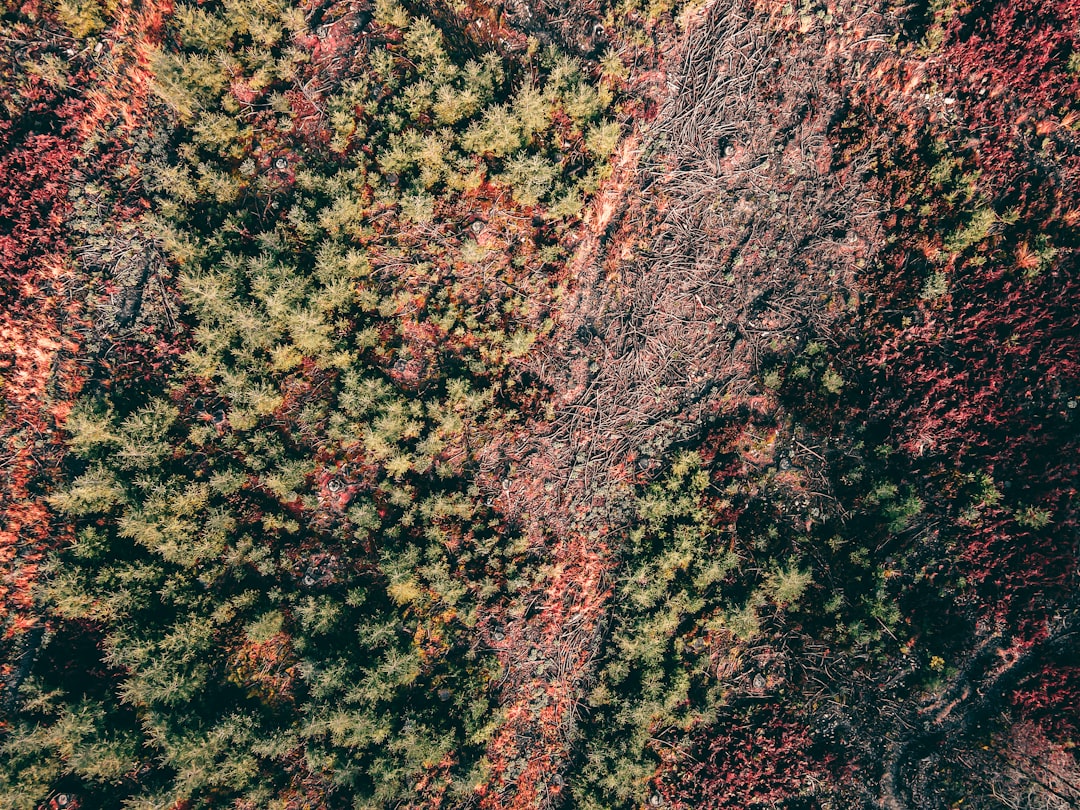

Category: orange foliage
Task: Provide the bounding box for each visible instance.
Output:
[0,0,174,659]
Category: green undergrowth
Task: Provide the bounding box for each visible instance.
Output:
[0,0,633,806]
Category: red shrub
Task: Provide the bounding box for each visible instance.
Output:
[660,706,832,809]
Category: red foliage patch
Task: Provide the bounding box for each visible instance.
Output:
[831,0,1080,629]
[930,0,1080,209]
[1011,657,1080,745]
[0,34,87,651]
[659,705,833,809]
[1,0,175,664]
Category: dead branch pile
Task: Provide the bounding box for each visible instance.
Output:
[534,0,892,506]
[478,2,898,806]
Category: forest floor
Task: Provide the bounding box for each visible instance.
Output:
[476,1,896,805]
[1,0,1078,808]
[475,0,1080,806]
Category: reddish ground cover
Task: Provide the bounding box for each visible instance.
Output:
[0,0,173,696]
